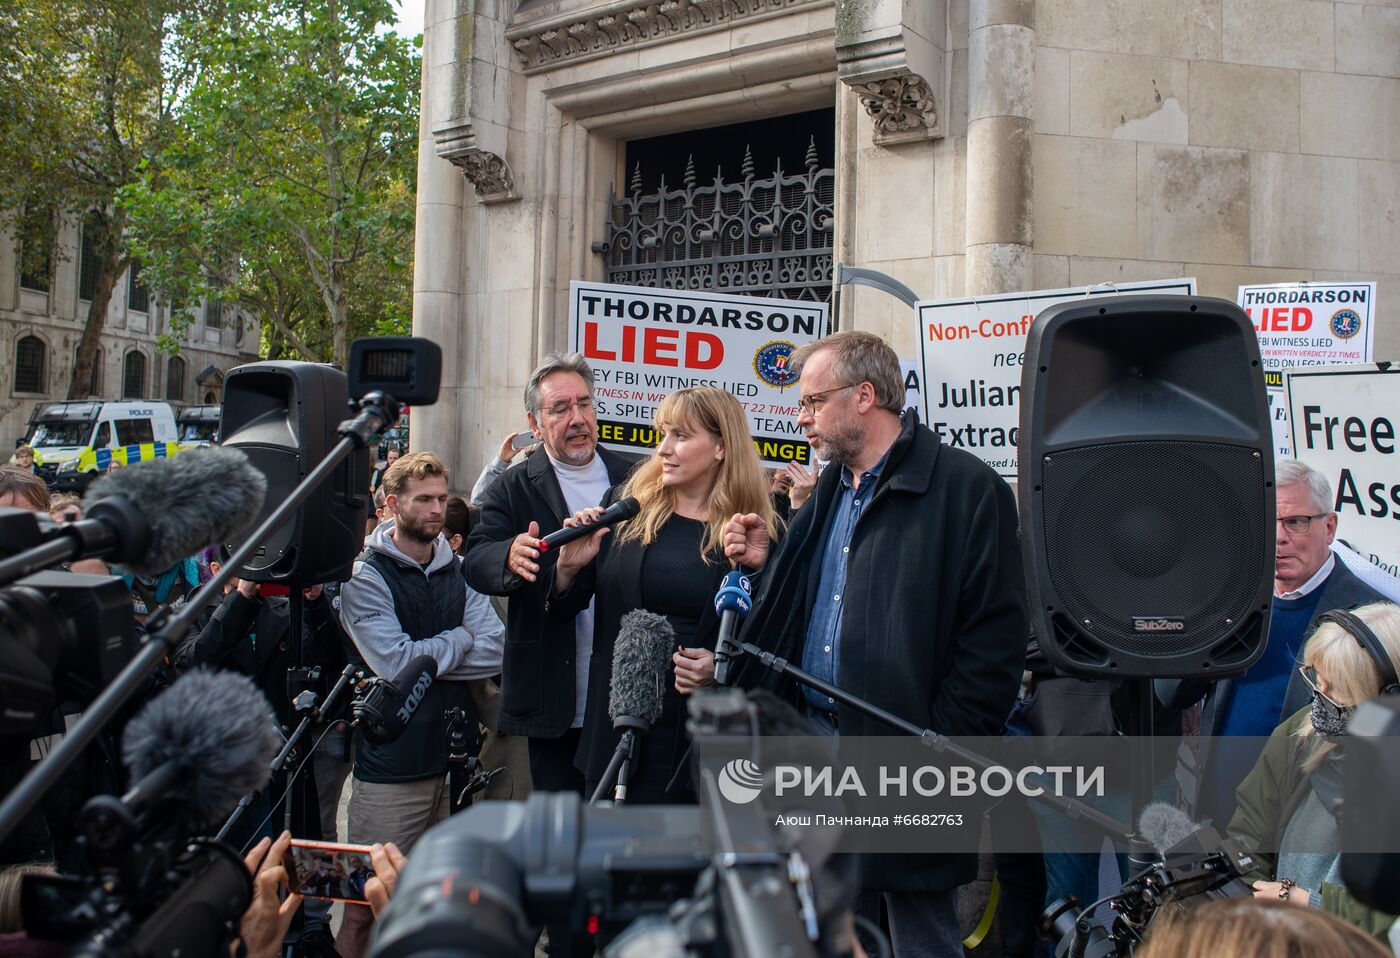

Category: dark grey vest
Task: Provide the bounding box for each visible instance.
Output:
[353,550,475,784]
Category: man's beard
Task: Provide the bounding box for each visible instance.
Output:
[555,430,596,464]
[812,418,865,467]
[397,514,441,545]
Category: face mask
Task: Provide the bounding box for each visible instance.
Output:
[1309,692,1350,737]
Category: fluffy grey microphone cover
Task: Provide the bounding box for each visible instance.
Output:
[609,609,675,726]
[122,670,280,833]
[83,446,267,575]
[1136,801,1199,856]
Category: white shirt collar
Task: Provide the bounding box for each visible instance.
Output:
[1277,551,1336,600]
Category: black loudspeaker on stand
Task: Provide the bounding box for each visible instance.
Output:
[221,362,371,587]
[1018,295,1275,680]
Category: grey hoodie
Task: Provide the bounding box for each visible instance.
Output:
[339,519,504,680]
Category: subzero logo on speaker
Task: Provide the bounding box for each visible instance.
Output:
[1132,617,1186,633]
[717,758,764,804]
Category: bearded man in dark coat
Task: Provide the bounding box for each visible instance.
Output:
[724,330,1028,957]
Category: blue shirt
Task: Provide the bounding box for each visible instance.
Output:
[801,453,887,711]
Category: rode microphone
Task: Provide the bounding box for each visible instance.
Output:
[354,655,438,745]
[536,497,641,553]
[0,447,268,584]
[712,571,752,686]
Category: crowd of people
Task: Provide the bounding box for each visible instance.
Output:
[2,328,1400,958]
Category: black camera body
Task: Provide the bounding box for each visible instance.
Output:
[370,689,856,958]
[0,569,134,741]
[1040,827,1255,956]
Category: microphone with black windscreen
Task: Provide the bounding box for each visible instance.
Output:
[354,655,439,745]
[536,497,641,553]
[90,670,282,844]
[0,447,268,585]
[712,571,752,686]
[591,609,675,804]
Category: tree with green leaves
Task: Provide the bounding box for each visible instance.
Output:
[124,0,419,367]
[0,0,198,397]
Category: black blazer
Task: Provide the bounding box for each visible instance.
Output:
[463,446,636,738]
[544,513,729,799]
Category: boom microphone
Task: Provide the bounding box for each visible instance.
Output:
[355,655,439,745]
[537,497,641,553]
[119,670,281,837]
[712,571,752,686]
[80,447,268,576]
[609,609,675,730]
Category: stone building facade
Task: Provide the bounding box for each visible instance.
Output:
[414,0,1400,482]
[0,215,259,449]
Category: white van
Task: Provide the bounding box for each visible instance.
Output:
[176,404,222,446]
[24,401,183,491]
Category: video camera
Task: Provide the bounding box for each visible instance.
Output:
[1039,824,1256,957]
[370,687,861,958]
[0,569,135,742]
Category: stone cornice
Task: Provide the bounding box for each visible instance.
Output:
[506,0,829,73]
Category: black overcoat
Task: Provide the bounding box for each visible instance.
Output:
[463,446,636,738]
[731,413,1028,892]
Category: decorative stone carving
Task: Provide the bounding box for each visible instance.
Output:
[853,73,939,139]
[455,151,517,202]
[835,0,946,144]
[506,0,825,72]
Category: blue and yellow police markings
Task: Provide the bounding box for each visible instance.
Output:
[76,442,181,473]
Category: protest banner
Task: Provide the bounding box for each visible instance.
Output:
[569,280,828,466]
[916,278,1196,479]
[1287,363,1400,576]
[900,359,925,421]
[1239,282,1376,459]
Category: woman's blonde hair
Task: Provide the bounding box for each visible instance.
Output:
[616,387,776,560]
[0,862,54,933]
[1297,601,1400,768]
[1136,897,1389,958]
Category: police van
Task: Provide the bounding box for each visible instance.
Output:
[176,404,221,446]
[24,401,183,491]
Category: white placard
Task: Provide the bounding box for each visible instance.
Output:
[1287,362,1400,576]
[916,278,1196,478]
[900,359,925,421]
[1238,282,1376,459]
[568,281,828,467]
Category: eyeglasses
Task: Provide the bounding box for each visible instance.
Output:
[1298,665,1349,720]
[1277,513,1329,534]
[542,397,594,419]
[797,383,856,415]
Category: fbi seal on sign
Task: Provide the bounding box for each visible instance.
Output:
[1330,308,1362,340]
[753,340,799,389]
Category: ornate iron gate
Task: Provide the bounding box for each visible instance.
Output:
[596,141,835,304]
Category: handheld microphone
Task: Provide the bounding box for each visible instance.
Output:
[609,609,675,732]
[536,497,641,553]
[115,670,281,839]
[712,571,752,686]
[355,655,438,745]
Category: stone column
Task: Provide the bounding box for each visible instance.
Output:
[965,0,1033,295]
[410,0,467,466]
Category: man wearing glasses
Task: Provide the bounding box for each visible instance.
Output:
[1164,457,1386,826]
[723,330,1027,958]
[464,354,636,807]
